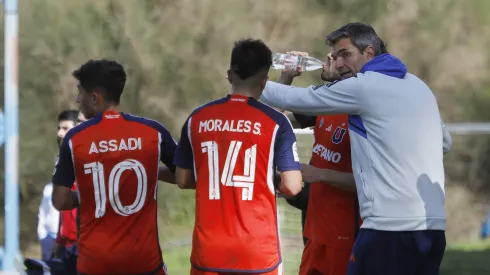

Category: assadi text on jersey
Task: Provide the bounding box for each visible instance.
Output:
[88,138,142,154]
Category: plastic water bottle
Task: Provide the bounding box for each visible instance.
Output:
[272,53,323,71]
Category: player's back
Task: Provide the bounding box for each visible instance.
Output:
[187,94,290,273]
[69,111,168,275]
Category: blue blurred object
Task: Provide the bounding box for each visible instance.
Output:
[481,208,490,239]
[0,109,4,146]
[0,247,24,271]
[3,0,20,272]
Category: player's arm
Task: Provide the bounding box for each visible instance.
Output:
[441,118,452,155]
[300,163,356,192]
[260,78,362,116]
[271,67,317,129]
[157,126,178,184]
[174,118,196,189]
[51,138,79,211]
[275,117,303,196]
[158,166,175,183]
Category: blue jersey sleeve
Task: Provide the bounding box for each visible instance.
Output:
[51,137,75,188]
[159,127,177,172]
[274,118,301,171]
[173,118,194,170]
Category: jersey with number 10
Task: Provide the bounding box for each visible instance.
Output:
[52,110,177,275]
[174,94,300,273]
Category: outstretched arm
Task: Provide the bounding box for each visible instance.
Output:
[260,78,362,116]
[300,163,356,192]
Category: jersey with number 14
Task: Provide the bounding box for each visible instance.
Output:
[174,94,300,273]
[52,110,177,275]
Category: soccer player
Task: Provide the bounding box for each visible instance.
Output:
[174,39,303,275]
[261,23,451,275]
[51,59,177,275]
[54,111,86,275]
[38,110,80,261]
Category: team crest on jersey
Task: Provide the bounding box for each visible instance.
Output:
[331,126,347,144]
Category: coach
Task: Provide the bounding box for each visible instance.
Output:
[261,22,450,275]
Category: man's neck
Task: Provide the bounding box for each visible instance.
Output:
[230,86,260,100]
[101,104,120,113]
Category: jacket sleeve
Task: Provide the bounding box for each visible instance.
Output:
[260,79,363,116]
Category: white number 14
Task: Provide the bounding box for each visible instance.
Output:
[201,141,257,201]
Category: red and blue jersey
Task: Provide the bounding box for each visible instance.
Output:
[52,110,176,275]
[56,182,78,247]
[174,94,300,273]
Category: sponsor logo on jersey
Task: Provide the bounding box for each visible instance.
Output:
[292,142,299,162]
[325,124,332,132]
[312,143,342,163]
[230,97,247,102]
[104,114,121,119]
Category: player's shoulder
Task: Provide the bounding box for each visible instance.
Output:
[188,96,229,119]
[249,98,290,127]
[64,113,103,142]
[120,112,170,134]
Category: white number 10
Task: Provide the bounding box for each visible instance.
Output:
[201,140,257,201]
[84,159,148,218]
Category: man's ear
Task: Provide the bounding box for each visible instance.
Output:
[92,89,104,105]
[226,70,232,84]
[364,46,376,60]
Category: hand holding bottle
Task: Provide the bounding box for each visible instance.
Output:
[274,51,315,85]
[272,51,323,73]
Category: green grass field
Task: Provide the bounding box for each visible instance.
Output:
[163,240,490,275]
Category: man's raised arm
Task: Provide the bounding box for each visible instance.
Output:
[260,78,362,116]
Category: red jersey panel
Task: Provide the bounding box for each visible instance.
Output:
[174,94,300,273]
[303,115,361,248]
[56,182,78,247]
[52,110,177,275]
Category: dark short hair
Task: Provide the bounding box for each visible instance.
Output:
[58,110,79,124]
[326,23,388,56]
[230,38,272,80]
[72,59,126,104]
